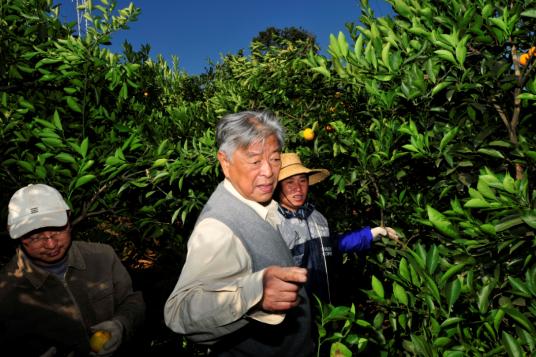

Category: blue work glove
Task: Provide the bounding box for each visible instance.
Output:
[89,319,124,356]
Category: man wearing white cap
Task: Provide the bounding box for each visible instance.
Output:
[276,153,400,304]
[0,184,145,356]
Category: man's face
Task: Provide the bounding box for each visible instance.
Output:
[279,174,309,211]
[218,134,281,204]
[20,224,72,264]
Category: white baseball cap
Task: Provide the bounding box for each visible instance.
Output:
[7,184,70,239]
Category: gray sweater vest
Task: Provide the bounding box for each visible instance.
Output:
[197,182,313,356]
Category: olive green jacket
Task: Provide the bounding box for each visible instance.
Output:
[0,241,145,356]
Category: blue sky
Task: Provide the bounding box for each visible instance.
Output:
[57,0,393,75]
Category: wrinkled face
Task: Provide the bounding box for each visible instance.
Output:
[218,134,281,204]
[20,224,72,264]
[279,173,309,211]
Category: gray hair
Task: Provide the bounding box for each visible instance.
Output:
[216,111,285,159]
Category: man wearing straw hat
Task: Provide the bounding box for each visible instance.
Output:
[276,153,399,303]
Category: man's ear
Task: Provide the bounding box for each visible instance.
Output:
[217,151,230,178]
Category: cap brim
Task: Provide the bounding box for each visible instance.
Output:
[9,210,68,239]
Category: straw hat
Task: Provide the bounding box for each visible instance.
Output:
[278,153,329,185]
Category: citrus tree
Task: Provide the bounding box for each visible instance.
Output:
[303,0,536,355]
[3,0,536,355]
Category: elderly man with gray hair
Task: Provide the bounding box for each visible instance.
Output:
[164,111,313,356]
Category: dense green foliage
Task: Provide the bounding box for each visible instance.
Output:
[1,0,535,355]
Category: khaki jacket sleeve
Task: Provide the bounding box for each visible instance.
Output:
[164,218,280,344]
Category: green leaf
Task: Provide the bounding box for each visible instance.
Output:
[337,31,349,58]
[153,158,168,167]
[311,66,331,77]
[325,306,353,322]
[503,308,536,334]
[434,49,457,65]
[74,174,96,189]
[157,139,169,155]
[455,42,467,65]
[399,258,411,282]
[433,337,451,347]
[42,137,63,148]
[80,137,89,158]
[521,9,536,18]
[393,0,413,18]
[119,82,128,100]
[426,245,439,274]
[53,110,63,131]
[18,97,35,111]
[427,205,460,239]
[330,341,352,357]
[522,214,536,228]
[502,331,523,357]
[65,96,82,112]
[439,264,466,287]
[494,308,505,332]
[503,174,515,193]
[495,217,524,232]
[425,274,441,303]
[480,224,496,235]
[464,198,490,208]
[34,118,56,130]
[371,275,385,299]
[381,42,391,70]
[508,276,531,297]
[446,279,461,312]
[478,281,495,314]
[440,317,464,328]
[80,160,94,173]
[477,179,496,199]
[477,148,504,159]
[411,334,432,357]
[439,127,458,152]
[393,282,409,305]
[17,160,34,173]
[55,153,76,164]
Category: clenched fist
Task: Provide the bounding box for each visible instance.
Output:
[261,266,307,312]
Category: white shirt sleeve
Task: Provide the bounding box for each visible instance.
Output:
[163,217,283,343]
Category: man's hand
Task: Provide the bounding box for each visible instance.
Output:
[261,266,307,312]
[89,319,123,356]
[371,226,400,242]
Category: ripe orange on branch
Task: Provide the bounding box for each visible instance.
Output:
[303,128,315,141]
[520,53,530,66]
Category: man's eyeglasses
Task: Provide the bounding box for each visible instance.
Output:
[22,226,69,247]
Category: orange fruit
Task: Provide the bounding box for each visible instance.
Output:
[303,128,315,141]
[520,53,530,66]
[89,330,112,353]
[324,124,335,133]
[529,47,536,56]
